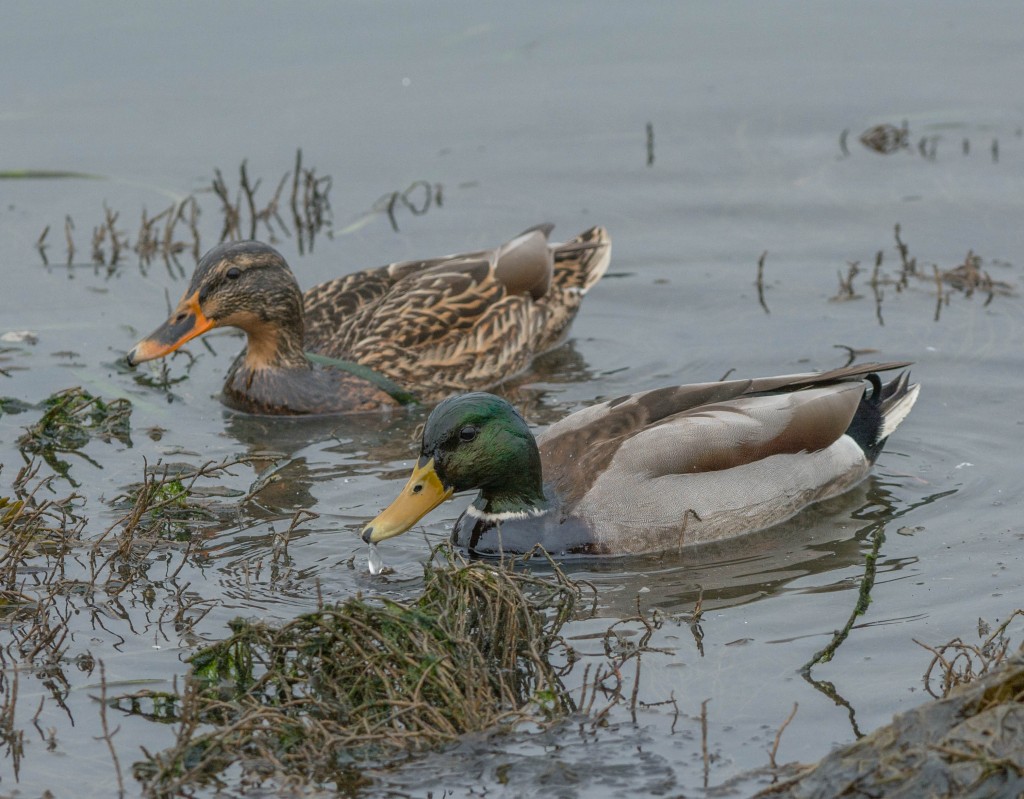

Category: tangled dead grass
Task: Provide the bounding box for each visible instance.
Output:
[131,547,584,796]
[917,610,1024,699]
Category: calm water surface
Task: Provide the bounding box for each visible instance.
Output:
[1,3,1023,797]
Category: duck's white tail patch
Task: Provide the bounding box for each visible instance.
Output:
[878,382,920,441]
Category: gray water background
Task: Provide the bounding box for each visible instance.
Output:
[1,2,1023,796]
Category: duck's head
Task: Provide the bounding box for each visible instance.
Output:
[362,392,545,544]
[126,240,305,370]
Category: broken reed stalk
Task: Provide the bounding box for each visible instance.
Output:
[95,660,126,798]
[756,251,770,314]
[64,215,75,265]
[871,250,885,326]
[239,160,259,240]
[894,223,915,285]
[637,692,681,734]
[212,167,241,242]
[375,180,441,233]
[932,264,946,322]
[831,261,860,301]
[769,702,799,771]
[0,663,24,781]
[701,698,711,788]
[574,592,673,732]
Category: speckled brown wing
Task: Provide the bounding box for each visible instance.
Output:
[339,256,554,398]
[302,270,391,337]
[299,226,610,399]
[301,260,429,353]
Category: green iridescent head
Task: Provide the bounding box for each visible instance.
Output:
[362,392,546,544]
[419,392,540,493]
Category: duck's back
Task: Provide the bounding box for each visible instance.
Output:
[535,363,917,554]
[301,226,610,400]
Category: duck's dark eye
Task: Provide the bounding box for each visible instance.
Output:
[459,426,478,443]
[226,267,241,280]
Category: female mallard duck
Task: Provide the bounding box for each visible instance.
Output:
[126,225,610,415]
[362,362,919,556]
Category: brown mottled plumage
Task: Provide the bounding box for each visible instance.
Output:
[126,225,611,415]
[363,363,920,556]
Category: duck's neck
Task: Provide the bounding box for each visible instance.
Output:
[474,447,552,518]
[239,303,309,372]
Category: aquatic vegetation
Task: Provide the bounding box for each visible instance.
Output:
[850,119,1006,163]
[0,453,270,785]
[761,223,1016,326]
[35,150,338,269]
[0,397,32,414]
[133,548,582,794]
[15,387,132,482]
[114,473,218,541]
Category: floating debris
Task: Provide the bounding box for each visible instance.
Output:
[860,122,910,154]
[373,179,444,234]
[110,457,255,542]
[0,331,38,345]
[0,170,102,180]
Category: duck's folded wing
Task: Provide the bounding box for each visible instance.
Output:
[607,382,864,479]
[571,384,871,550]
[538,379,759,506]
[538,367,895,507]
[318,228,556,357]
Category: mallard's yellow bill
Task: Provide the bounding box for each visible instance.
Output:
[362,458,453,543]
[126,291,214,365]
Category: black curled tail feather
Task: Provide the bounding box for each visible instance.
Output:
[845,370,919,463]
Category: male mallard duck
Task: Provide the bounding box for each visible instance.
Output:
[362,362,919,556]
[126,225,610,415]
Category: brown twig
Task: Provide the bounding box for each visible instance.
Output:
[93,660,125,797]
[769,702,799,771]
[701,698,711,788]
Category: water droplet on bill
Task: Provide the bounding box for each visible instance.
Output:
[367,543,385,575]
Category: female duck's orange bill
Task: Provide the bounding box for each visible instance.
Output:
[362,458,453,543]
[126,291,214,365]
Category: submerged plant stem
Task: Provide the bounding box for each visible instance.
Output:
[801,523,885,674]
